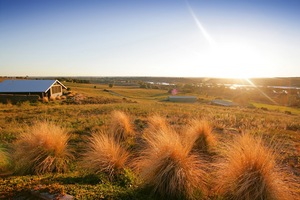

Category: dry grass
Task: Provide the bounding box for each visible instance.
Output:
[12,121,73,175]
[81,132,130,178]
[184,119,217,154]
[148,115,169,132]
[50,96,56,101]
[135,126,208,199]
[146,115,170,132]
[142,115,175,140]
[0,146,10,174]
[214,133,298,200]
[42,97,49,103]
[109,111,134,141]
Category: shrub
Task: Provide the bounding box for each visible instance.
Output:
[50,96,56,101]
[81,132,130,179]
[135,128,208,199]
[184,120,217,154]
[12,121,73,175]
[214,133,297,200]
[109,111,134,142]
[42,97,49,103]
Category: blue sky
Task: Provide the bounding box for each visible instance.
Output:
[0,0,300,78]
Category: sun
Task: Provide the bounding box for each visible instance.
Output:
[190,37,270,79]
[206,40,268,79]
[186,5,269,79]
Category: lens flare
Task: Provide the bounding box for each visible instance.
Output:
[186,1,216,47]
[245,78,278,105]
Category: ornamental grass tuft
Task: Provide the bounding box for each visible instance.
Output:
[184,119,217,154]
[214,133,298,200]
[81,132,130,179]
[12,121,73,175]
[135,120,208,199]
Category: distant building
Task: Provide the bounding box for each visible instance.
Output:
[168,96,197,103]
[211,99,238,107]
[0,79,67,99]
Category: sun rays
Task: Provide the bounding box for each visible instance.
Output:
[186,1,216,47]
[186,1,271,79]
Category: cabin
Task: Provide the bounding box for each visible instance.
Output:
[0,80,67,103]
[168,96,197,103]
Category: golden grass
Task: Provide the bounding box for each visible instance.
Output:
[135,127,208,199]
[145,115,170,132]
[214,133,298,200]
[81,132,130,178]
[0,146,10,174]
[109,111,134,141]
[142,115,176,141]
[12,121,73,175]
[184,119,217,154]
[42,97,49,103]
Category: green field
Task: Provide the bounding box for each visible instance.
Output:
[0,82,299,199]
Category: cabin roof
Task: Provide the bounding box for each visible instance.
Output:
[0,80,67,93]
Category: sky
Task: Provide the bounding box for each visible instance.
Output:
[0,0,300,78]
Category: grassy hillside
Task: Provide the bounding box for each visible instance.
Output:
[0,82,299,199]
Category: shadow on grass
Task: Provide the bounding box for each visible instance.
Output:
[53,173,103,185]
[113,186,158,200]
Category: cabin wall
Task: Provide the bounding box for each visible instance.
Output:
[0,92,43,98]
[0,94,39,104]
[50,85,62,98]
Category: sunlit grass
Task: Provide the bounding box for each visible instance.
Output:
[81,132,130,179]
[184,119,217,154]
[0,82,299,199]
[109,110,135,142]
[135,128,208,199]
[214,133,298,200]
[143,115,173,138]
[0,146,10,175]
[110,87,168,100]
[12,121,73,175]
[252,102,300,115]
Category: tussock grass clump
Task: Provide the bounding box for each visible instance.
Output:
[142,115,175,140]
[13,121,73,175]
[42,97,49,103]
[81,132,130,179]
[184,119,217,154]
[214,133,297,200]
[135,127,208,199]
[0,146,10,174]
[146,115,169,132]
[50,96,56,101]
[109,111,134,141]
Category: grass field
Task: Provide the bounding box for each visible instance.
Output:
[0,82,299,199]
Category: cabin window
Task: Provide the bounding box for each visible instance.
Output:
[51,86,62,94]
